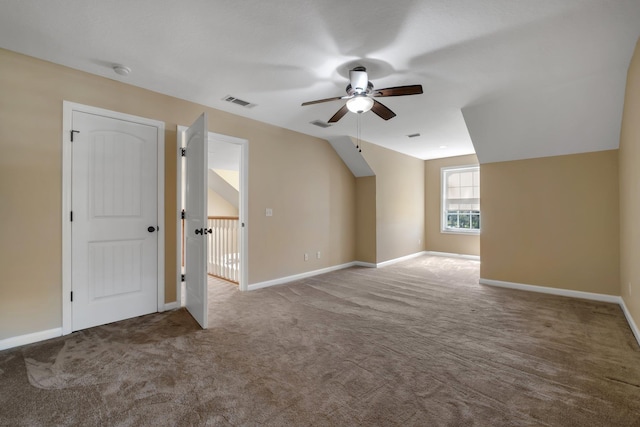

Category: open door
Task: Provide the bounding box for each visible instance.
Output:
[184,113,208,328]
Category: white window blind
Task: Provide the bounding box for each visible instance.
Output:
[442,165,480,233]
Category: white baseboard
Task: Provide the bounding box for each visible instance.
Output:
[354,261,377,268]
[480,278,640,348]
[425,251,481,261]
[377,251,428,268]
[248,262,358,291]
[7,276,637,351]
[247,252,469,291]
[357,251,476,268]
[619,298,640,348]
[249,252,458,286]
[0,328,62,351]
[479,278,621,304]
[163,301,179,311]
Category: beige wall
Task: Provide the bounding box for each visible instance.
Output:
[355,176,377,263]
[619,39,640,325]
[0,48,356,339]
[207,189,238,217]
[425,154,480,256]
[481,150,620,295]
[250,132,356,281]
[360,141,425,263]
[6,40,632,342]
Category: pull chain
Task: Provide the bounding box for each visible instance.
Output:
[356,112,362,152]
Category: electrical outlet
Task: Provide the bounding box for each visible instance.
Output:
[265,208,273,217]
[316,251,321,259]
[304,253,309,261]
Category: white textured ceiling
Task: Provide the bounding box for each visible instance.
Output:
[0,1,638,161]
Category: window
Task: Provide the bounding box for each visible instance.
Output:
[442,165,480,233]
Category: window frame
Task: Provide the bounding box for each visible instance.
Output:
[441,164,480,235]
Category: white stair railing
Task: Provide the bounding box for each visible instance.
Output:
[207,216,240,284]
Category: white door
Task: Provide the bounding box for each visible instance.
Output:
[184,113,208,328]
[71,111,159,331]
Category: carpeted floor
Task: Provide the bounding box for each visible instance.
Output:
[2,255,640,426]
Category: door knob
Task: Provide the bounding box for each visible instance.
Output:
[204,228,212,234]
[148,226,156,232]
[195,228,203,235]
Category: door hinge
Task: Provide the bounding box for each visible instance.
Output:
[70,291,73,302]
[181,274,185,282]
[181,210,185,220]
[70,130,80,142]
[70,211,73,222]
[242,222,245,227]
[180,148,186,157]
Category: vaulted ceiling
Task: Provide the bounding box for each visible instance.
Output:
[1,1,638,161]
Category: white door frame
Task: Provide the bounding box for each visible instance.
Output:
[176,127,249,302]
[61,101,165,335]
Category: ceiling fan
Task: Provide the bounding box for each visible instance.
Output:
[302,66,423,123]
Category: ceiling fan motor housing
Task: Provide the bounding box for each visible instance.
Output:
[346,82,374,96]
[349,67,369,93]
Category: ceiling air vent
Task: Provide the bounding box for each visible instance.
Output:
[310,120,332,128]
[222,95,257,108]
[407,133,421,138]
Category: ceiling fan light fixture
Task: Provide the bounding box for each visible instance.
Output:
[346,96,374,114]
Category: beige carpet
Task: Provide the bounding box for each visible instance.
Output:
[2,255,640,426]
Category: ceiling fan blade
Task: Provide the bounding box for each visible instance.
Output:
[328,104,349,123]
[301,96,343,106]
[371,100,396,120]
[373,85,423,97]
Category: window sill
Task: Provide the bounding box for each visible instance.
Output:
[441,229,480,236]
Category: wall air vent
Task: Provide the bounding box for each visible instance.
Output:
[407,133,421,138]
[310,120,332,128]
[222,95,257,108]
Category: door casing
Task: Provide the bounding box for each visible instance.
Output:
[62,101,165,335]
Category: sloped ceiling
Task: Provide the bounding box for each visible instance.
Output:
[463,69,627,163]
[327,136,375,178]
[0,1,638,162]
[208,170,238,209]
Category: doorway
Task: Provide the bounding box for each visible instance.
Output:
[176,125,249,310]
